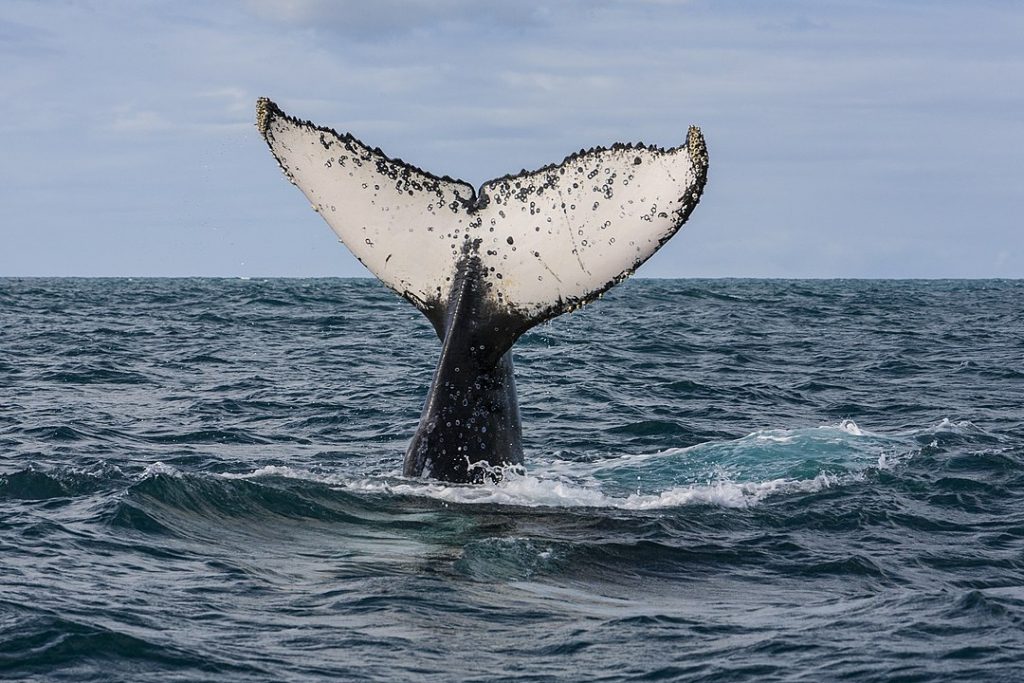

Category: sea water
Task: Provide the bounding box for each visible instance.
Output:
[1,278,1022,681]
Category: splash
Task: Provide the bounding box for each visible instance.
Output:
[215,421,912,511]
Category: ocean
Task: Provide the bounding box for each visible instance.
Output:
[1,277,1022,682]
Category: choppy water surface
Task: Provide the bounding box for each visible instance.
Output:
[1,278,1022,681]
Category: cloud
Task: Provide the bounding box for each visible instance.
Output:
[0,17,58,56]
[107,107,177,133]
[242,0,542,37]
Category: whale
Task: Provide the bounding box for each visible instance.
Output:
[256,98,708,483]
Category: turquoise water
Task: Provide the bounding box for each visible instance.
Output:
[1,278,1022,681]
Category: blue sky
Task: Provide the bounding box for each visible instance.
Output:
[2,0,1021,278]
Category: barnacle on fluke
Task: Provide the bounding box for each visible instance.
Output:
[257,97,709,483]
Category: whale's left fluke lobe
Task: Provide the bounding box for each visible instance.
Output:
[257,97,477,332]
[257,97,709,482]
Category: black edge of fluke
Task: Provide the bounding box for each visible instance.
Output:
[519,124,709,328]
[256,97,476,194]
[478,132,703,196]
[256,96,710,484]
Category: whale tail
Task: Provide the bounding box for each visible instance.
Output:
[257,98,708,481]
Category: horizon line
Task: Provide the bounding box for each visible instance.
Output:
[2,275,1021,282]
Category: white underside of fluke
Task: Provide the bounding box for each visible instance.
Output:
[258,98,708,323]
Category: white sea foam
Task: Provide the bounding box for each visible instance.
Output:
[141,461,183,478]
[210,421,908,511]
[217,466,846,512]
[888,418,983,439]
[838,419,865,436]
[930,418,981,434]
[218,464,338,482]
[338,468,846,510]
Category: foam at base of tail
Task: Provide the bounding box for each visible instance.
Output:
[210,421,924,511]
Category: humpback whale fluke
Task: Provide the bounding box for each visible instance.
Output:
[257,97,709,483]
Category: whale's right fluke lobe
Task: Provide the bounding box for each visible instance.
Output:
[473,128,708,330]
[257,98,709,481]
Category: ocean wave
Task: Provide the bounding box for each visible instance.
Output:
[1,419,929,516]
[0,463,126,501]
[0,607,262,678]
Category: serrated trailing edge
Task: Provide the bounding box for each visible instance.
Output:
[256,97,708,332]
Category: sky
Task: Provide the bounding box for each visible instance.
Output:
[1,0,1021,278]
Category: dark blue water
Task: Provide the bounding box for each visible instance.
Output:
[1,278,1022,682]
